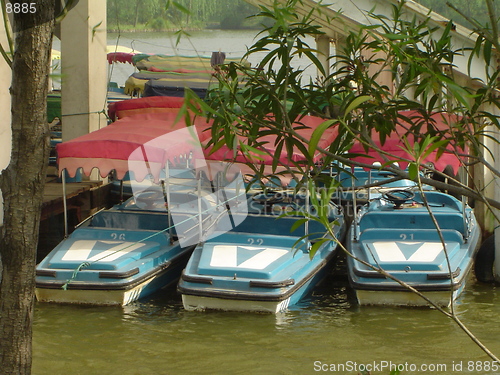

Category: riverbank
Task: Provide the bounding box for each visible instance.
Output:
[106,18,263,33]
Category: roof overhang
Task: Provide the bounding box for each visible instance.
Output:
[245,0,493,84]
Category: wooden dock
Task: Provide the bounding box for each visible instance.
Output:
[42,177,101,221]
[38,175,112,260]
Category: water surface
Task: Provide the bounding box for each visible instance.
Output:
[33,273,500,375]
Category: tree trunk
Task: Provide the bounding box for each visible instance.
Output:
[134,0,140,28]
[0,2,55,374]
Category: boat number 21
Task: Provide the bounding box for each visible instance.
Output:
[399,233,414,240]
[248,238,264,245]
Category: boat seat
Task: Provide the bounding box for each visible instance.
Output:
[90,211,171,231]
[230,213,331,240]
[413,191,462,212]
[71,227,171,246]
[359,211,465,235]
[89,210,208,240]
[359,228,464,244]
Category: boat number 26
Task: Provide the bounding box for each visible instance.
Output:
[399,233,414,240]
[248,238,264,245]
[111,233,126,240]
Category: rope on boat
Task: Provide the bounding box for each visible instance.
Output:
[62,262,91,290]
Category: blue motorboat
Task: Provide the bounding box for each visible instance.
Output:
[35,184,220,306]
[346,189,481,307]
[178,187,346,313]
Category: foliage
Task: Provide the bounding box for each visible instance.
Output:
[414,0,499,31]
[195,0,500,212]
[107,0,258,30]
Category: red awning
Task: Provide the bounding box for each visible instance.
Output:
[204,115,337,166]
[108,96,186,121]
[57,109,465,183]
[57,112,212,181]
[348,111,465,173]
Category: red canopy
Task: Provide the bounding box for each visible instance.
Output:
[57,112,212,181]
[108,96,186,121]
[57,108,464,183]
[107,52,136,65]
[348,111,465,173]
[204,115,336,166]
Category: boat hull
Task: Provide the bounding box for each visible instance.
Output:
[179,254,334,313]
[36,247,192,306]
[355,287,462,307]
[181,294,292,313]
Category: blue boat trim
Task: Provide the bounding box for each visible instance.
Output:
[179,256,332,302]
[353,266,462,280]
[352,268,386,279]
[180,271,213,285]
[426,267,461,280]
[36,269,57,277]
[249,279,295,288]
[37,248,192,291]
[99,267,141,279]
[349,278,464,292]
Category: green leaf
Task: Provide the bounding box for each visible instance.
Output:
[308,120,336,158]
[408,162,419,181]
[483,39,493,66]
[309,238,329,259]
[171,1,190,14]
[344,95,372,116]
[290,218,310,233]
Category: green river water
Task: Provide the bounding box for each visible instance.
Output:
[32,272,500,375]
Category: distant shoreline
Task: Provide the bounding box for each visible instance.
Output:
[106,25,261,34]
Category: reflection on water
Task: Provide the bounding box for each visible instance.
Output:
[33,274,500,375]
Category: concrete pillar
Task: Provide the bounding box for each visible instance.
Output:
[489,105,500,281]
[332,34,348,79]
[61,0,107,142]
[315,35,331,83]
[472,102,500,281]
[0,10,12,224]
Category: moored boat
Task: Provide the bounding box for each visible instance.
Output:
[35,178,220,306]
[178,187,346,313]
[346,189,481,307]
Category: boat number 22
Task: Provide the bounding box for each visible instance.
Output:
[248,238,264,245]
[399,233,414,240]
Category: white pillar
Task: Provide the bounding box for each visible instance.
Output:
[489,106,500,281]
[0,10,12,224]
[473,103,500,281]
[315,35,331,83]
[61,0,107,142]
[332,34,349,80]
